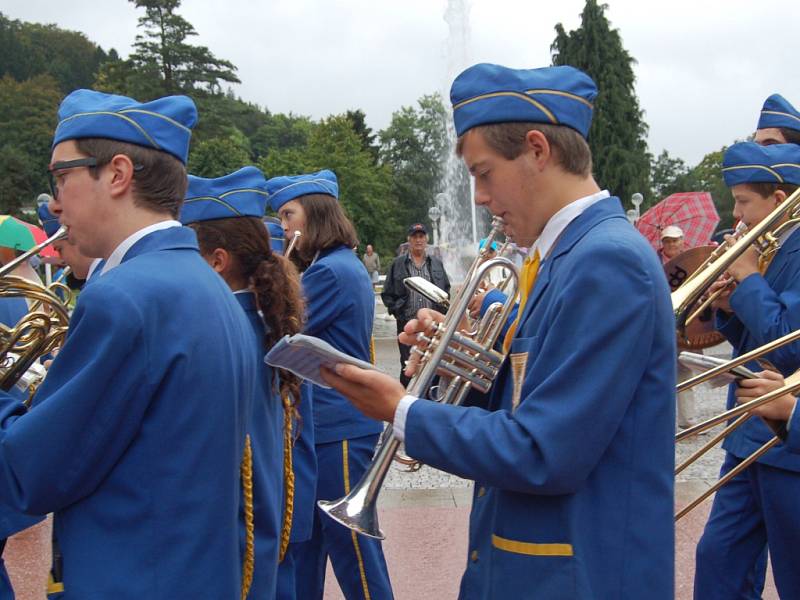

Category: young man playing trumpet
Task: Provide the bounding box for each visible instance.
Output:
[322,63,676,599]
[695,141,800,599]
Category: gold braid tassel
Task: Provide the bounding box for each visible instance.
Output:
[240,434,255,600]
[279,394,295,562]
[369,336,376,365]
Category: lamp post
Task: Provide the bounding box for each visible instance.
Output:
[626,209,638,224]
[428,204,442,248]
[631,192,643,223]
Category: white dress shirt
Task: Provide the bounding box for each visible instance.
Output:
[100,220,182,276]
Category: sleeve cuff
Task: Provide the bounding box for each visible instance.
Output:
[392,394,418,442]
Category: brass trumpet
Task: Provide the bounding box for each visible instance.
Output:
[317,217,519,539]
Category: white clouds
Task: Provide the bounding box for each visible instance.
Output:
[3,0,800,165]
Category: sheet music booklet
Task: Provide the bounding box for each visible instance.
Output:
[264,333,379,388]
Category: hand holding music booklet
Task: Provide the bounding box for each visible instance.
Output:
[264,334,379,388]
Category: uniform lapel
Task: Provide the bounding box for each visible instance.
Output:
[518,197,626,326]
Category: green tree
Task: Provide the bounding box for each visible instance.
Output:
[551,0,651,204]
[686,148,733,231]
[0,12,108,94]
[251,113,313,160]
[259,115,399,258]
[0,74,62,215]
[188,136,251,178]
[650,150,693,203]
[346,109,379,164]
[129,0,240,94]
[379,94,448,230]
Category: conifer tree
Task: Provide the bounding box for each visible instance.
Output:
[551,1,650,204]
[129,0,239,94]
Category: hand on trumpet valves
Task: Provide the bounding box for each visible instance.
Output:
[723,233,760,283]
[468,287,493,319]
[320,363,406,423]
[398,308,445,378]
[735,369,798,422]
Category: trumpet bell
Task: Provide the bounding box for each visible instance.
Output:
[403,277,450,308]
[317,490,385,540]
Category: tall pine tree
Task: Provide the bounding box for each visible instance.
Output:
[129,0,239,94]
[551,1,650,205]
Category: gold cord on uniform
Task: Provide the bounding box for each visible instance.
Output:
[240,435,254,600]
[279,394,295,562]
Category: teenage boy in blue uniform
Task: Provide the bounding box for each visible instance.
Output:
[694,142,800,599]
[268,171,393,600]
[0,89,257,599]
[323,63,676,599]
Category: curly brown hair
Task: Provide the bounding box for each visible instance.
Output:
[191,216,305,407]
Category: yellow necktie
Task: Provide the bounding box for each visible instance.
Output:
[502,250,541,353]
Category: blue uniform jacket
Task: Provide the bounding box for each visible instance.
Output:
[405,197,676,599]
[716,229,800,471]
[237,292,283,600]
[0,296,44,600]
[0,227,257,599]
[302,245,381,443]
[289,381,316,543]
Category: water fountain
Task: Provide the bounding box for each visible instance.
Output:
[433,0,483,282]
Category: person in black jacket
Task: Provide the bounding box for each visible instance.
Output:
[381,223,450,385]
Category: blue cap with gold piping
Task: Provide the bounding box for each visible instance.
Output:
[266,169,338,212]
[180,166,268,224]
[450,63,597,138]
[36,199,60,238]
[757,94,800,133]
[52,89,197,164]
[264,217,285,254]
[722,142,800,187]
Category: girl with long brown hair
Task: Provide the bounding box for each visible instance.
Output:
[267,170,393,600]
[181,166,303,599]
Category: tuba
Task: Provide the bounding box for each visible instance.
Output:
[317,217,519,539]
[0,226,71,404]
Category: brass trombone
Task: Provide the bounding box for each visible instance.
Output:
[674,329,800,520]
[317,217,519,539]
[672,187,800,336]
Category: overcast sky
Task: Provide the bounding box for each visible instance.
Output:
[3,0,800,167]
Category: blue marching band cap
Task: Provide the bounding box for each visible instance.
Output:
[180,166,268,225]
[757,94,800,133]
[266,169,339,212]
[52,89,198,164]
[263,217,286,254]
[722,142,800,187]
[37,197,60,237]
[450,63,598,138]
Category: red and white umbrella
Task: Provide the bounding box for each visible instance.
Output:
[636,192,719,251]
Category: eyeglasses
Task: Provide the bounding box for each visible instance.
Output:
[47,157,99,199]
